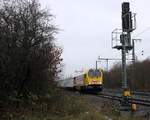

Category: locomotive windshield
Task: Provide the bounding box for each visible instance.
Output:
[88,69,95,77]
[88,69,101,77]
[95,69,101,77]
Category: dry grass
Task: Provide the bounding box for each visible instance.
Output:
[0,90,146,120]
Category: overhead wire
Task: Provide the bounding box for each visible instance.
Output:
[133,26,150,38]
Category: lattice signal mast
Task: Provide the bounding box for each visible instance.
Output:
[112,2,136,89]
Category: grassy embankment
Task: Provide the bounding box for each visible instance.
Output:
[0,89,144,120]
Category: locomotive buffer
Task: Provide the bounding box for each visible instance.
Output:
[112,2,137,111]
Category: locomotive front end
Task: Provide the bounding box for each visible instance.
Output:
[85,69,103,91]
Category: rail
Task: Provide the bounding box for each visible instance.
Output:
[97,93,150,107]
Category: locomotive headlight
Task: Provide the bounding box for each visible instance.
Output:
[99,81,102,84]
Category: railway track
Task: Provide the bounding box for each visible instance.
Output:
[64,88,150,107]
[97,92,150,107]
[104,89,150,97]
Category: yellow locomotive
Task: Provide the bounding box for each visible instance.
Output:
[58,68,103,92]
[74,69,103,92]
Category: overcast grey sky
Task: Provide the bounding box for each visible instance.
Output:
[39,0,150,76]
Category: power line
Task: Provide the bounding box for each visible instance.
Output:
[134,26,150,37]
[96,58,133,71]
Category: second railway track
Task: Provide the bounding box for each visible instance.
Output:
[97,92,150,107]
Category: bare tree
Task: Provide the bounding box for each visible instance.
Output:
[104,59,150,91]
[0,0,62,100]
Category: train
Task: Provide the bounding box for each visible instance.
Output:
[57,68,103,92]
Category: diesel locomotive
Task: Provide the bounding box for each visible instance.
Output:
[58,68,103,92]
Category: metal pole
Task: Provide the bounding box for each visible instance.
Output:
[132,39,135,64]
[96,61,98,69]
[106,59,109,71]
[132,39,141,64]
[121,34,128,89]
[131,39,135,90]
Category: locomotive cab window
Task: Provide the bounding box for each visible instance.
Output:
[88,69,95,77]
[95,70,101,77]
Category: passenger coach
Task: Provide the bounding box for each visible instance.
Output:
[58,68,103,92]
